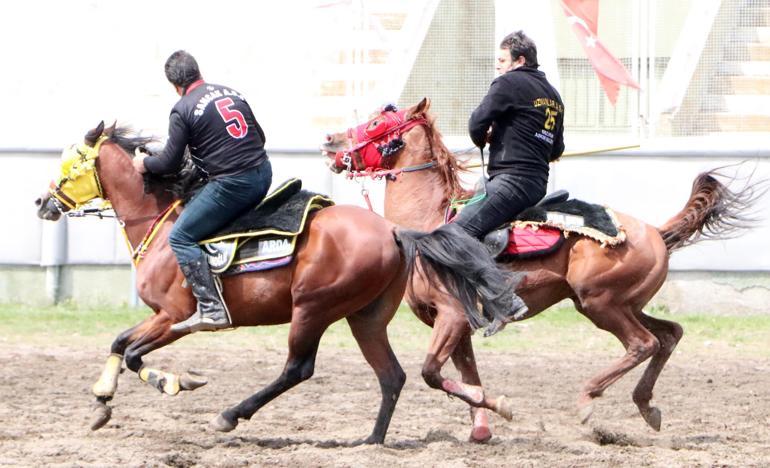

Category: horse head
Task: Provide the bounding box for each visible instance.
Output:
[36,121,117,221]
[321,98,432,173]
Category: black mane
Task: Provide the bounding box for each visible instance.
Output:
[110,126,205,202]
[110,126,156,156]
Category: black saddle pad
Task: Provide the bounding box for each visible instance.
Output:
[517,199,620,238]
[206,178,334,240]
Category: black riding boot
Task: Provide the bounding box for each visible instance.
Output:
[170,259,231,333]
[483,295,528,337]
[439,223,530,337]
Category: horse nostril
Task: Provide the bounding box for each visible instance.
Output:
[325,134,333,143]
[35,198,42,207]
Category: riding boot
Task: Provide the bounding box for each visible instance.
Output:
[439,223,530,336]
[170,259,232,333]
[483,294,528,337]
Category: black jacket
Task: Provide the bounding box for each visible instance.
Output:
[469,67,564,184]
[144,81,268,178]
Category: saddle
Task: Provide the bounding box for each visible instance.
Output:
[198,178,334,276]
[449,187,625,260]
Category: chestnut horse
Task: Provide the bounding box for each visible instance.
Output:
[35,121,516,444]
[322,98,760,442]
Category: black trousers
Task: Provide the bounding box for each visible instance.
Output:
[453,173,546,240]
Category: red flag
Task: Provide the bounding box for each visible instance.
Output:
[561,0,640,104]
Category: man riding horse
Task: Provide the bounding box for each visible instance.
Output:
[451,30,566,334]
[132,50,273,333]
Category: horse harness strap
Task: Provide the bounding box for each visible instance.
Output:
[347,161,438,212]
[335,109,428,174]
[345,161,438,182]
[122,199,182,266]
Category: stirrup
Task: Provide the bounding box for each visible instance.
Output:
[171,312,231,333]
[483,301,528,338]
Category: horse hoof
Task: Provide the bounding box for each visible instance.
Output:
[210,413,237,432]
[578,402,594,425]
[469,426,492,444]
[180,371,208,391]
[361,435,383,445]
[90,402,112,431]
[643,406,662,431]
[494,396,514,421]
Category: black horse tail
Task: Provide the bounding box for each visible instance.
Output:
[658,167,765,253]
[394,226,518,330]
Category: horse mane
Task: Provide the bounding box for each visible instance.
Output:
[421,112,471,201]
[108,126,205,202]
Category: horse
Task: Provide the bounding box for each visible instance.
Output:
[321,98,761,442]
[35,120,518,444]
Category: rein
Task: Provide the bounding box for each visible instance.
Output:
[346,161,438,212]
[344,161,438,181]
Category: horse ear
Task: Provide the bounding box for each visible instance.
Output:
[104,120,117,138]
[407,97,431,119]
[84,121,105,146]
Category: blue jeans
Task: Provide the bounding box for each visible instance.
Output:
[453,173,545,239]
[169,162,273,265]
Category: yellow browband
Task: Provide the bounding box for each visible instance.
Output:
[50,136,109,209]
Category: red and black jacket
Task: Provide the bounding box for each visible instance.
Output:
[144,80,268,179]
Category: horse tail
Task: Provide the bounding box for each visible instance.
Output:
[394,227,519,330]
[657,168,763,253]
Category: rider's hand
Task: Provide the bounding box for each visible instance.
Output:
[132,148,148,174]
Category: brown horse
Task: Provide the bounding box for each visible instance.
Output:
[35,121,517,444]
[322,98,760,442]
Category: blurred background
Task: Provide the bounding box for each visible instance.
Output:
[2,0,770,312]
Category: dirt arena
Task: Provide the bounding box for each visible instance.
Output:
[1,331,768,468]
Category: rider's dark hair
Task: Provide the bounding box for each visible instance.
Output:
[500,31,539,69]
[164,50,202,90]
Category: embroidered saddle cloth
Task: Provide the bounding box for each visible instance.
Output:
[514,199,626,248]
[199,178,334,276]
[493,199,626,260]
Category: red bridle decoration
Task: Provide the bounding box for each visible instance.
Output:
[334,109,427,172]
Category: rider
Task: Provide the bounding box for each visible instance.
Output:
[452,30,565,334]
[132,50,272,333]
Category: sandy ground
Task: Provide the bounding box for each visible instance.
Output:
[1,340,769,467]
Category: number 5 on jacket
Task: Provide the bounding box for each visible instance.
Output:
[216,97,248,139]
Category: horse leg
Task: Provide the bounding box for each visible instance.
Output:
[89,318,150,430]
[421,305,510,423]
[123,311,207,396]
[89,311,204,430]
[632,313,684,431]
[92,319,148,402]
[345,296,406,444]
[449,332,493,443]
[574,301,660,425]
[211,312,324,433]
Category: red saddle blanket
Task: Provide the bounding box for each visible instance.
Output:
[504,226,564,258]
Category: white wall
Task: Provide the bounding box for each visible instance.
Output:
[5,148,770,270]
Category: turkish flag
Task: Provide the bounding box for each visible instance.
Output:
[561,0,640,104]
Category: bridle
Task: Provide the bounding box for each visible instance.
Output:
[333,106,430,175]
[46,133,181,266]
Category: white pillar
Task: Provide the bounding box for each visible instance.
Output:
[40,217,68,304]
